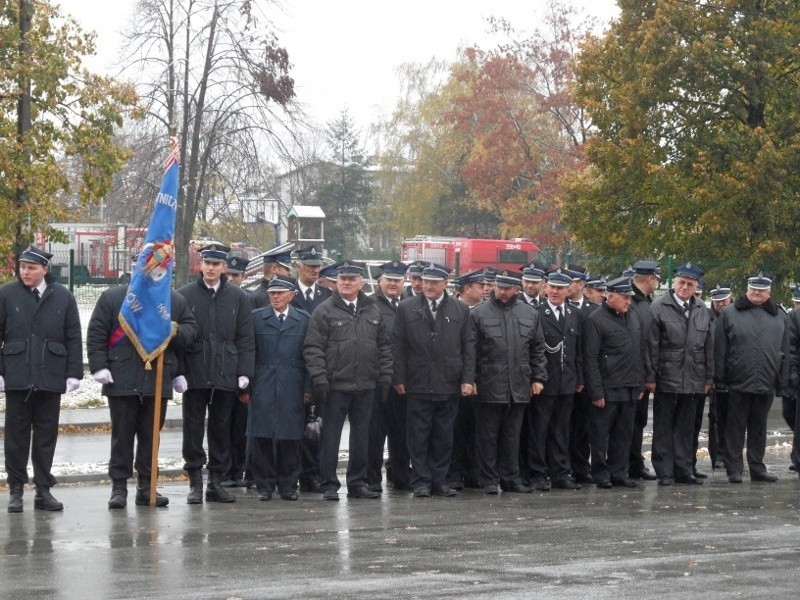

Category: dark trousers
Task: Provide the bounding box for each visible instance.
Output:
[299,405,321,488]
[4,390,61,486]
[319,390,374,491]
[526,394,574,483]
[569,389,592,478]
[781,396,796,431]
[691,395,707,472]
[367,386,411,489]
[591,388,637,482]
[724,391,773,478]
[474,402,526,488]
[628,392,650,475]
[792,397,800,470]
[108,395,168,480]
[250,437,301,494]
[226,399,249,480]
[182,388,238,476]
[651,392,699,479]
[709,389,729,466]
[406,394,459,490]
[447,398,478,487]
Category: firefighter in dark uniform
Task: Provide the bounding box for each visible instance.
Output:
[526,270,583,490]
[303,261,393,501]
[2,246,83,513]
[393,263,476,498]
[177,244,255,504]
[707,283,733,470]
[446,270,484,489]
[251,244,294,309]
[403,261,425,298]
[565,265,589,310]
[627,259,661,481]
[472,270,547,494]
[219,254,253,488]
[569,274,605,484]
[316,263,339,290]
[518,263,545,307]
[87,278,197,508]
[290,245,332,493]
[367,260,411,491]
[583,276,646,489]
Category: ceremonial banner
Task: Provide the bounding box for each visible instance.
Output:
[119,140,180,368]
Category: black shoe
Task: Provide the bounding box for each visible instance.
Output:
[220,479,238,488]
[693,471,708,479]
[323,489,339,501]
[280,491,299,501]
[713,460,725,470]
[206,474,236,503]
[8,483,23,513]
[674,475,702,485]
[611,478,638,488]
[135,482,169,507]
[596,479,613,489]
[790,464,797,472]
[413,487,431,498]
[347,486,381,499]
[728,474,743,483]
[658,477,673,486]
[530,479,551,492]
[187,470,203,504]
[34,486,63,511]
[553,479,581,490]
[482,484,499,495]
[366,483,383,493]
[432,485,458,497]
[574,473,594,485]
[751,472,778,483]
[108,479,128,509]
[631,469,657,481]
[300,480,322,493]
[503,483,533,493]
[447,480,465,491]
[259,491,273,501]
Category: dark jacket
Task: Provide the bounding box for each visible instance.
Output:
[787,308,800,395]
[630,283,653,332]
[87,286,197,398]
[645,291,714,394]
[714,296,789,395]
[393,292,476,396]
[583,302,645,401]
[537,301,582,396]
[303,291,392,392]
[291,282,332,314]
[177,274,255,392]
[0,274,83,393]
[471,296,547,404]
[249,305,310,440]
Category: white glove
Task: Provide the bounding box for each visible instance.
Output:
[66,378,80,392]
[92,369,114,385]
[0,376,4,392]
[238,376,249,390]
[172,376,188,393]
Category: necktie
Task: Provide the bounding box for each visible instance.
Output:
[570,300,579,307]
[305,288,313,302]
[391,298,398,309]
[349,302,356,315]
[430,300,438,313]
[32,288,40,302]
[278,313,285,326]
[530,297,538,307]
[556,305,562,321]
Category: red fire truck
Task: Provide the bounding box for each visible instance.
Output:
[401,236,540,275]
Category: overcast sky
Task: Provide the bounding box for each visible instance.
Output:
[57,0,619,131]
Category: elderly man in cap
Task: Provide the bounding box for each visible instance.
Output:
[303,261,393,500]
[393,263,476,498]
[627,259,661,481]
[248,275,311,501]
[1,246,83,513]
[290,245,332,493]
[177,243,255,504]
[523,270,579,491]
[715,273,788,483]
[519,263,546,307]
[707,283,733,470]
[645,263,713,486]
[583,276,646,488]
[252,243,294,309]
[367,260,411,492]
[472,268,547,495]
[403,261,425,298]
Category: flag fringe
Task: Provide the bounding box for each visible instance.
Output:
[119,314,178,370]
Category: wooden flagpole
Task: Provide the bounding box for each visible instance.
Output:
[149,352,166,506]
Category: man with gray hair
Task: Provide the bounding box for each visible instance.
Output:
[714,273,788,483]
